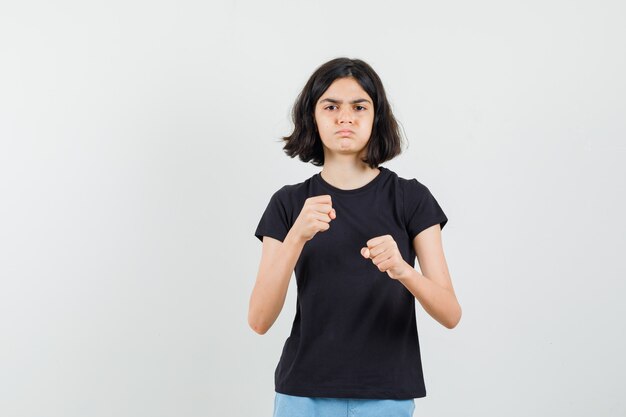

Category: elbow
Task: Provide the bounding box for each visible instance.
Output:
[445,320,459,330]
[445,306,462,329]
[248,295,267,335]
[248,311,269,335]
[249,321,269,335]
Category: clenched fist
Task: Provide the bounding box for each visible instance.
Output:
[291,194,336,242]
[361,234,411,280]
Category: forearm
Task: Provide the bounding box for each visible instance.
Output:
[248,231,306,334]
[396,267,462,329]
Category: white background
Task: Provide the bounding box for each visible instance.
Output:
[1,1,625,416]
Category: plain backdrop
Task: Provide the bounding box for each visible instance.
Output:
[1,1,625,416]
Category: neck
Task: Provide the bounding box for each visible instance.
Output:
[320,162,381,190]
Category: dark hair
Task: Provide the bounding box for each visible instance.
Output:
[281,57,404,168]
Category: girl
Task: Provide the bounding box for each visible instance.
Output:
[249,57,462,417]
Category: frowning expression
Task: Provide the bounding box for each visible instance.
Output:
[314,77,375,157]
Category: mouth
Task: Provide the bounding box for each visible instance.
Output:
[336,130,354,136]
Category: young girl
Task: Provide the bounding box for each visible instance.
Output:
[249,57,462,417]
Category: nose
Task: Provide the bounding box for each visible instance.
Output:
[337,107,354,124]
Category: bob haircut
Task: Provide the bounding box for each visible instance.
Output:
[282,57,404,168]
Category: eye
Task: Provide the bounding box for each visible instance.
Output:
[355,105,366,111]
[325,105,337,110]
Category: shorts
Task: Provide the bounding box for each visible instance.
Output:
[272,392,416,417]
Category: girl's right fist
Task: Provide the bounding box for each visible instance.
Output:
[291,195,336,242]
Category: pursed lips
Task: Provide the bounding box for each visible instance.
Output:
[336,129,354,135]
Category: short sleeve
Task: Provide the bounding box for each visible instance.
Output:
[404,179,448,241]
[254,187,291,243]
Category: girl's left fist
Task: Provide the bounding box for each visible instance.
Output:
[360,234,410,280]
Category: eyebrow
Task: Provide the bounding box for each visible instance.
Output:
[319,98,372,105]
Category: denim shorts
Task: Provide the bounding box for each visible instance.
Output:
[273,392,415,417]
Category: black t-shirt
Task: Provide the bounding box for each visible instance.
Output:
[254,166,448,400]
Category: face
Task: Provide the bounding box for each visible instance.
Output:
[314,77,375,159]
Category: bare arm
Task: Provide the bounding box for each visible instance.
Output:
[248,194,335,335]
[397,224,462,329]
[248,231,306,335]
